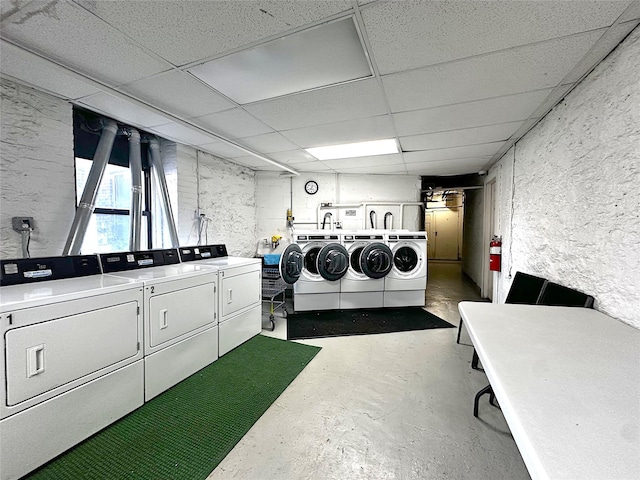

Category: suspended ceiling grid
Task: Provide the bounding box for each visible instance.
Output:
[1,0,639,176]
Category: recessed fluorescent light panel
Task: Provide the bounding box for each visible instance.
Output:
[187,17,372,104]
[305,139,399,160]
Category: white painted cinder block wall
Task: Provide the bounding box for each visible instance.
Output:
[0,78,257,259]
[489,26,640,328]
[0,79,75,259]
[158,142,257,257]
[255,172,422,246]
[461,189,484,288]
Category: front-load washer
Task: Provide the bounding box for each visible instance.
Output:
[290,231,349,311]
[0,255,144,480]
[178,245,261,357]
[384,232,428,307]
[101,248,218,401]
[340,231,393,309]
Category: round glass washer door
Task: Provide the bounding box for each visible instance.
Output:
[360,243,393,279]
[316,243,349,281]
[393,245,419,272]
[279,244,304,284]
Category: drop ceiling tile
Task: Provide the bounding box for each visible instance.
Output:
[404,145,498,163]
[150,122,217,146]
[196,140,250,159]
[392,89,553,137]
[227,155,273,168]
[0,41,101,99]
[76,0,352,66]
[1,1,31,21]
[2,1,169,85]
[382,29,605,112]
[292,161,334,172]
[234,133,300,154]
[119,71,235,119]
[188,17,371,104]
[281,115,395,148]
[562,20,640,84]
[321,154,404,169]
[245,78,388,131]
[268,150,319,164]
[190,108,273,139]
[527,85,576,120]
[619,1,640,21]
[401,124,519,151]
[405,159,488,176]
[77,92,171,128]
[336,164,410,175]
[363,0,628,74]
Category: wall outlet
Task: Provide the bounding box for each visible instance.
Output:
[12,217,34,233]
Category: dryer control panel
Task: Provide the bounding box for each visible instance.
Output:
[0,255,101,286]
[179,244,228,262]
[100,248,180,273]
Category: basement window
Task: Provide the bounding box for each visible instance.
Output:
[74,158,149,253]
[73,108,154,254]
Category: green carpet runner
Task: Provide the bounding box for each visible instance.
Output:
[26,335,321,479]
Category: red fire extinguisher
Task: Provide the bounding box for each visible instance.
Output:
[489,235,502,272]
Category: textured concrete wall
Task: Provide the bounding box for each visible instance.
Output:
[0,79,75,259]
[190,148,257,257]
[461,189,484,288]
[490,27,640,328]
[256,172,422,245]
[0,77,257,259]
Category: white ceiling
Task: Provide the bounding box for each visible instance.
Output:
[1,0,638,176]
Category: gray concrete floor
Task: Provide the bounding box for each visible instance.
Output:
[208,262,530,480]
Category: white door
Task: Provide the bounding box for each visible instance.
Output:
[429,209,460,260]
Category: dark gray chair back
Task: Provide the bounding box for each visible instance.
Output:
[505,272,547,305]
[536,281,594,308]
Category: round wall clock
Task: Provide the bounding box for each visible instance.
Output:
[304,180,319,195]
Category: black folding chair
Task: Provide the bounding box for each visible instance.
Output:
[536,281,595,308]
[470,272,547,418]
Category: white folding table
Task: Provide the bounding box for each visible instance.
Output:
[458,301,640,480]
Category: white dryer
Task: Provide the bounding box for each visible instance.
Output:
[340,231,393,309]
[179,245,261,357]
[101,248,218,401]
[0,255,144,480]
[384,232,428,307]
[288,231,349,311]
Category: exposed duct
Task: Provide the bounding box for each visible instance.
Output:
[63,118,118,255]
[148,138,180,248]
[128,128,143,250]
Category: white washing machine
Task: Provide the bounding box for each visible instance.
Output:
[178,245,261,357]
[0,255,144,480]
[384,232,428,307]
[289,231,349,311]
[101,248,218,401]
[340,231,393,309]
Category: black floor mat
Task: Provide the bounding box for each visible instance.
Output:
[287,307,455,340]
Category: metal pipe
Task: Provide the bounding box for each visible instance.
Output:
[363,202,424,230]
[384,212,393,230]
[63,119,118,255]
[148,138,180,247]
[322,212,334,230]
[128,128,143,250]
[316,202,424,230]
[316,203,363,229]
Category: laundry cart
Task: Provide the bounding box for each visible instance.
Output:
[261,262,288,331]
